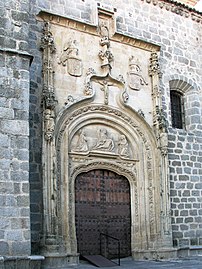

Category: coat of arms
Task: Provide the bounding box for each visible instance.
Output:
[128,56,148,91]
[58,39,82,77]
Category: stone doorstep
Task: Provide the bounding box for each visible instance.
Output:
[41,253,79,269]
[132,248,178,260]
[0,256,44,269]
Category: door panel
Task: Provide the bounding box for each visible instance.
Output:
[75,169,131,258]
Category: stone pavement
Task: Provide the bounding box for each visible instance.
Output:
[70,256,202,269]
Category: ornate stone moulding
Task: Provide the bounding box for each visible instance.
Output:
[37,11,160,52]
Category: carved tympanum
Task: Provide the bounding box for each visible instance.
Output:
[93,128,114,152]
[70,126,133,158]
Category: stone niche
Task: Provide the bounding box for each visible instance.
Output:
[38,5,176,269]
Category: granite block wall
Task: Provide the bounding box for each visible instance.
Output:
[0,0,33,259]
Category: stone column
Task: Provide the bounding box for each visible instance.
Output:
[0,0,43,267]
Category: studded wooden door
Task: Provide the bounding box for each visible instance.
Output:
[75,169,131,258]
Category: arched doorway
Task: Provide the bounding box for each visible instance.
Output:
[75,169,131,258]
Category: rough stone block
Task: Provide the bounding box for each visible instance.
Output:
[0,241,9,255]
[11,241,31,255]
[0,120,29,136]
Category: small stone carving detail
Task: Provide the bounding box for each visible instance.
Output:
[156,106,168,132]
[128,56,148,91]
[84,68,96,96]
[99,80,113,105]
[64,95,74,106]
[74,129,89,152]
[118,135,130,158]
[159,132,168,156]
[138,109,145,118]
[93,128,114,152]
[98,49,114,68]
[44,109,55,141]
[149,52,161,77]
[58,39,82,77]
[98,21,114,71]
[41,22,56,53]
[99,22,110,47]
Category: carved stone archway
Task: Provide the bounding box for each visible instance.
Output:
[42,103,174,262]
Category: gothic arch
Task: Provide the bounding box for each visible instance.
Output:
[53,102,172,258]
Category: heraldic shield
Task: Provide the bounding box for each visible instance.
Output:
[67,57,82,77]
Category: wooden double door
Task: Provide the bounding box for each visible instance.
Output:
[75,169,131,258]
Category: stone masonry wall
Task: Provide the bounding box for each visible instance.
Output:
[0,0,31,257]
[28,0,202,254]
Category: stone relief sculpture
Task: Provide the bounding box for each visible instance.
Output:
[98,21,114,71]
[84,68,96,96]
[44,109,55,141]
[70,125,134,158]
[93,128,114,152]
[99,21,110,47]
[74,129,89,152]
[58,39,82,77]
[98,79,114,105]
[118,135,130,158]
[128,56,148,91]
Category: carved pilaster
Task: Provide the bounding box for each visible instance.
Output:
[149,52,172,242]
[41,22,58,253]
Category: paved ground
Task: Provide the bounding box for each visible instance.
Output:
[70,256,202,269]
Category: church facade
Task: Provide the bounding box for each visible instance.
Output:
[0,0,202,268]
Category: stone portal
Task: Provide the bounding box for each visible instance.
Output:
[39,6,176,268]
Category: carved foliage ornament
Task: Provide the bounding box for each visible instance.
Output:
[148,52,161,77]
[41,22,56,53]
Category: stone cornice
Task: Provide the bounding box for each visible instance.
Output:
[0,48,33,64]
[37,11,160,52]
[141,0,202,23]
